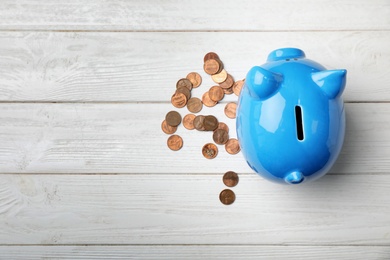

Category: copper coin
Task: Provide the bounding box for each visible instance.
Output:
[219,74,234,89]
[204,52,220,62]
[161,120,177,134]
[165,111,182,127]
[225,138,241,155]
[224,102,237,119]
[186,72,202,88]
[217,122,229,132]
[176,78,193,91]
[211,69,228,84]
[223,87,233,95]
[204,115,219,131]
[208,85,224,102]
[171,92,188,108]
[223,171,239,187]
[213,129,229,145]
[219,189,235,205]
[176,86,191,100]
[202,143,218,159]
[233,79,245,96]
[204,59,222,75]
[187,97,203,113]
[193,115,206,131]
[183,114,196,130]
[202,91,217,107]
[167,135,183,151]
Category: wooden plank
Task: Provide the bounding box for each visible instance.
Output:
[0,245,389,259]
[0,174,390,245]
[0,103,389,174]
[0,31,389,102]
[0,0,388,31]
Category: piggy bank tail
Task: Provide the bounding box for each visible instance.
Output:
[284,171,304,184]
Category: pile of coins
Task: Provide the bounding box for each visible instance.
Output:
[161,52,245,205]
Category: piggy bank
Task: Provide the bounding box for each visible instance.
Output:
[236,48,346,184]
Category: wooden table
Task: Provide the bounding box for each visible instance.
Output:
[0,1,389,258]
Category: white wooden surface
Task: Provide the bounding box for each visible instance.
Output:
[0,0,389,259]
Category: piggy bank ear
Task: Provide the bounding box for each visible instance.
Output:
[245,66,283,100]
[311,69,347,99]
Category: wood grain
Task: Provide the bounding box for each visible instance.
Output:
[0,245,389,259]
[0,0,388,31]
[0,31,389,102]
[0,103,389,174]
[0,174,389,245]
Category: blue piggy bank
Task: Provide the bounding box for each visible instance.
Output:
[236,48,346,184]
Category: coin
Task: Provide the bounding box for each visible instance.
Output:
[208,85,224,102]
[204,52,220,62]
[219,74,234,89]
[176,78,193,90]
[225,138,241,154]
[183,114,196,130]
[161,120,177,134]
[193,115,206,131]
[176,86,191,100]
[187,97,203,113]
[171,92,188,108]
[223,87,233,95]
[217,122,229,132]
[202,91,217,107]
[204,59,222,75]
[219,189,235,205]
[167,135,183,151]
[233,79,245,96]
[223,171,239,187]
[224,102,237,119]
[202,143,218,159]
[213,129,229,145]
[186,72,202,88]
[204,115,219,131]
[165,111,182,127]
[211,69,228,84]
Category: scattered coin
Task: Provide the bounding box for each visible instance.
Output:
[219,74,234,89]
[176,86,191,100]
[223,171,239,187]
[204,115,219,131]
[213,129,229,145]
[225,138,241,155]
[219,189,236,205]
[202,91,217,107]
[223,87,234,95]
[208,85,224,102]
[194,115,206,131]
[187,97,203,113]
[176,78,193,90]
[161,120,177,134]
[167,135,183,151]
[204,59,222,75]
[171,92,188,108]
[165,111,182,127]
[204,52,220,62]
[233,79,245,96]
[202,143,218,159]
[217,122,229,132]
[224,102,237,119]
[183,114,196,130]
[186,72,202,88]
[211,69,228,84]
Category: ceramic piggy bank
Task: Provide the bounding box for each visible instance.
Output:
[236,48,346,184]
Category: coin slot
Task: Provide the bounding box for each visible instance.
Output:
[295,106,304,141]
